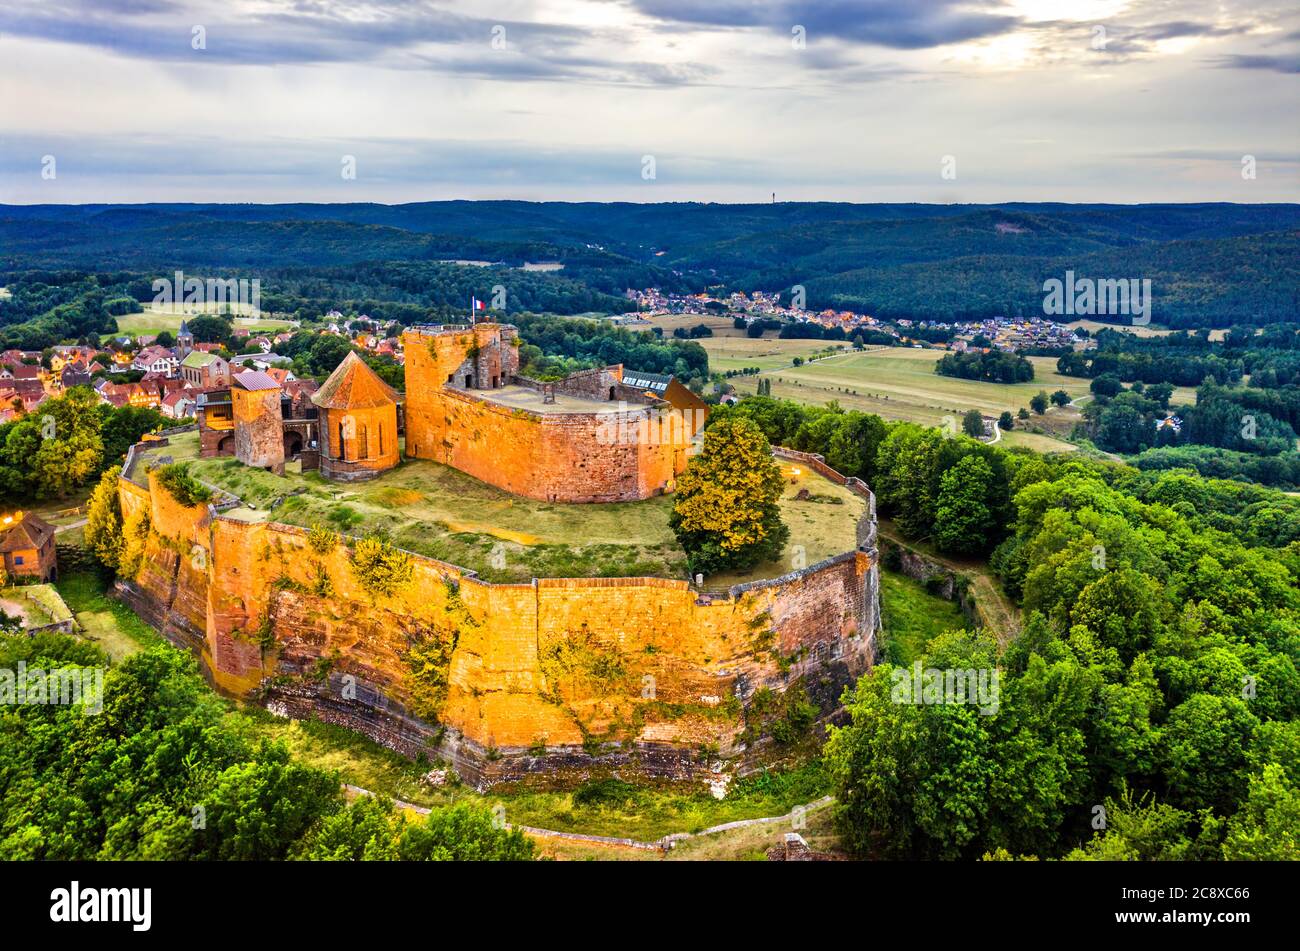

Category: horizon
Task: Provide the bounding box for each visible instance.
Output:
[4,198,1299,209]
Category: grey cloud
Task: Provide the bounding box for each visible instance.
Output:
[1214,53,1300,73]
[631,0,1019,50]
[0,0,709,85]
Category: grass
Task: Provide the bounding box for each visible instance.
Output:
[878,568,971,665]
[877,517,1022,643]
[702,335,846,373]
[704,460,866,587]
[534,796,840,861]
[55,568,164,661]
[225,703,836,850]
[488,759,832,842]
[711,343,1088,451]
[140,430,862,586]
[115,305,296,337]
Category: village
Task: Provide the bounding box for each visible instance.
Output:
[623,287,1084,352]
[0,310,403,424]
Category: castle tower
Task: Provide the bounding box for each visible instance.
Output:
[403,323,517,461]
[311,351,401,481]
[231,370,285,473]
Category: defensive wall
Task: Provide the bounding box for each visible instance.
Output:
[113,436,881,789]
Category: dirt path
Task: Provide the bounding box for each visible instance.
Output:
[342,783,835,856]
[877,522,1022,643]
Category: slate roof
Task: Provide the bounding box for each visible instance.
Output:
[232,370,281,392]
[620,370,673,393]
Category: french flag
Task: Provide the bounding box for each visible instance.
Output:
[470,297,487,312]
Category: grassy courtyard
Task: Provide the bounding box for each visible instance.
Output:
[54,569,164,661]
[136,430,864,586]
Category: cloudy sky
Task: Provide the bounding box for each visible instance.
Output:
[0,0,1297,203]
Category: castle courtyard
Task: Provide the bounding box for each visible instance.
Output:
[472,384,623,414]
[130,429,865,587]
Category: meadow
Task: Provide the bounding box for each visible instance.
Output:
[708,339,1090,452]
[115,302,297,337]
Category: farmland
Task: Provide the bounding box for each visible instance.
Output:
[114,302,297,337]
[706,340,1089,452]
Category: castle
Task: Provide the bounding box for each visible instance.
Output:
[117,321,880,789]
[197,322,708,501]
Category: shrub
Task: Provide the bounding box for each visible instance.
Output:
[153,463,213,507]
[349,536,413,597]
[306,522,337,555]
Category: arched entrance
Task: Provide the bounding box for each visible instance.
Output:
[284,431,303,459]
[216,434,235,456]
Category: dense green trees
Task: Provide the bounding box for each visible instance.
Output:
[936,350,1034,384]
[823,398,1300,860]
[0,388,165,503]
[0,636,535,861]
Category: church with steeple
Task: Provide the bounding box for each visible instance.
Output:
[176,318,194,358]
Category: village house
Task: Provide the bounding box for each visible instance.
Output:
[161,389,197,419]
[0,511,57,582]
[1,362,43,383]
[132,344,179,376]
[58,362,93,391]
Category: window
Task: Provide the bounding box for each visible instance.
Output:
[378,424,384,456]
[360,424,369,459]
[338,420,346,460]
[14,556,23,565]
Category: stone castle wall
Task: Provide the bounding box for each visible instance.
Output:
[114,444,881,789]
[402,325,688,503]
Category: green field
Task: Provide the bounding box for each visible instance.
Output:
[136,430,863,587]
[115,304,296,337]
[703,335,851,374]
[878,569,971,665]
[709,342,1089,452]
[54,569,164,661]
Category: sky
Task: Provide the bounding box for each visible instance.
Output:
[0,0,1297,204]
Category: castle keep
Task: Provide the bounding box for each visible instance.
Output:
[402,324,704,503]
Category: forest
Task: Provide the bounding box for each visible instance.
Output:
[4,202,1296,328]
[714,395,1299,859]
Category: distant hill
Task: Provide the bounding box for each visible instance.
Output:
[2,201,1296,327]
